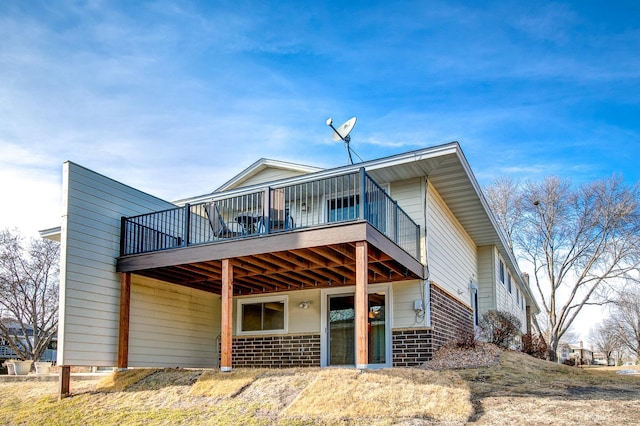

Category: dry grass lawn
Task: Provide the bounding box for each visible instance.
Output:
[282,368,472,423]
[457,352,640,425]
[0,350,637,425]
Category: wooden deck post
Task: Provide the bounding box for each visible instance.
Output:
[220,259,233,372]
[58,365,71,399]
[355,241,368,369]
[117,272,131,369]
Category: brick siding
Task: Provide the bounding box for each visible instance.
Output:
[429,283,474,350]
[392,329,432,366]
[229,334,321,368]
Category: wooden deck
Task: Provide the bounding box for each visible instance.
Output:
[117,221,424,296]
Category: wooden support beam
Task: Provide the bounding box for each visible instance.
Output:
[58,365,71,400]
[355,241,368,369]
[117,272,131,369]
[220,259,233,372]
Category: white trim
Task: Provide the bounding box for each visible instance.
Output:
[236,295,289,336]
[320,283,393,369]
[424,280,431,328]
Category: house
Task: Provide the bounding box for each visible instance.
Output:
[0,320,57,363]
[593,352,614,366]
[558,341,594,365]
[45,142,538,385]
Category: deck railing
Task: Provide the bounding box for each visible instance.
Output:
[121,168,421,259]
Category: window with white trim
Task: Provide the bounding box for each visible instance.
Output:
[328,194,360,222]
[237,295,288,335]
[499,259,505,284]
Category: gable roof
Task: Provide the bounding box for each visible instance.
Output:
[214,158,323,192]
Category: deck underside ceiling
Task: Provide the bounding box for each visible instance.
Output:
[118,222,424,295]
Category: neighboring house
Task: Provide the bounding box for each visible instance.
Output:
[44,142,539,372]
[593,352,615,366]
[0,321,57,363]
[558,342,594,365]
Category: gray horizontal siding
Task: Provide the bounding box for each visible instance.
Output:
[60,162,220,367]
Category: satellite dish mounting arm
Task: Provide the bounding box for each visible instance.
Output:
[326,117,356,165]
[326,118,351,143]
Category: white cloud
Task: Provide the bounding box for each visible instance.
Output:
[0,166,62,237]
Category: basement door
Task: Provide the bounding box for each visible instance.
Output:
[321,284,391,368]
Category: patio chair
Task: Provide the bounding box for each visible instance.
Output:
[254,207,295,234]
[204,203,245,239]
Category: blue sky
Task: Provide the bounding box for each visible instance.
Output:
[1,0,639,236]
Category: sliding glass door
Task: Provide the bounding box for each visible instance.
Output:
[328,295,355,365]
[324,286,390,367]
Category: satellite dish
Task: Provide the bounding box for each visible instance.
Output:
[330,117,357,142]
[326,116,359,164]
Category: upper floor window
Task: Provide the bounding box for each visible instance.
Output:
[507,274,512,293]
[499,259,505,284]
[237,296,288,335]
[328,195,359,222]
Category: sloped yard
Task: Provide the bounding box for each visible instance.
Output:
[0,347,638,425]
[457,352,640,425]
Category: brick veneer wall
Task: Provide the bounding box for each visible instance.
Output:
[230,334,321,368]
[392,283,473,367]
[392,329,432,366]
[429,283,474,350]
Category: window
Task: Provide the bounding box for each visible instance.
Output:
[328,195,360,222]
[507,274,512,293]
[499,260,505,284]
[237,296,288,335]
[472,290,479,326]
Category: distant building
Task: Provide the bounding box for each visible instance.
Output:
[558,341,593,365]
[0,320,57,362]
[592,352,614,366]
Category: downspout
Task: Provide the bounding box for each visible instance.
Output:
[422,176,431,327]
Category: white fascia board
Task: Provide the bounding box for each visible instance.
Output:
[39,226,62,242]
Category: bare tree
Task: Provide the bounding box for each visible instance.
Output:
[607,281,640,362]
[0,229,59,361]
[483,176,523,253]
[486,175,640,361]
[589,317,623,365]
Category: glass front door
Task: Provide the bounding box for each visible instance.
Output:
[327,292,387,366]
[368,293,386,365]
[328,295,355,365]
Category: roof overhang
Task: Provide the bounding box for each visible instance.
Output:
[39,226,61,242]
[358,143,540,313]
